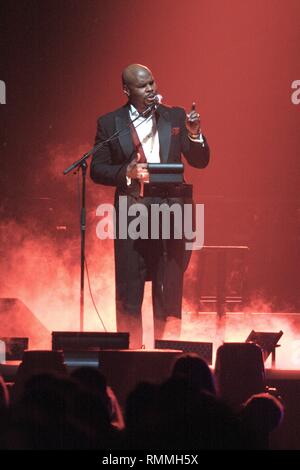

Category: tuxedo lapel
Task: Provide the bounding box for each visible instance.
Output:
[115,106,135,161]
[157,106,171,163]
[115,104,172,163]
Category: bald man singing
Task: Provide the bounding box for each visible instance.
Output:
[91,64,210,348]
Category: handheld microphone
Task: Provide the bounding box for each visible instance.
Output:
[153,94,163,105]
[140,94,163,117]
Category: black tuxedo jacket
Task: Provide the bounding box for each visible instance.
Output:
[90,103,210,195]
[90,103,210,293]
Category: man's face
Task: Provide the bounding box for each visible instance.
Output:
[124,68,157,112]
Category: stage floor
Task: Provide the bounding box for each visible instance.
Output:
[141,311,300,370]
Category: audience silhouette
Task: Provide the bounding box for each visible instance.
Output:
[0,352,285,450]
[171,353,216,394]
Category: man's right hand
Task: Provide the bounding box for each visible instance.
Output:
[126,153,149,182]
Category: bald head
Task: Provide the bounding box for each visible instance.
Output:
[121,64,157,113]
[122,64,152,87]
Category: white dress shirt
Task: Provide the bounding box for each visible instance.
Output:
[129,105,160,163]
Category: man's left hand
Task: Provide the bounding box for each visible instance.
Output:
[186,102,201,136]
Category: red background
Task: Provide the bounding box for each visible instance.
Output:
[1,0,300,336]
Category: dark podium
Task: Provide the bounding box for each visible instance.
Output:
[143,163,193,198]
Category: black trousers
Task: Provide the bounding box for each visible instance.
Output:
[114,195,187,348]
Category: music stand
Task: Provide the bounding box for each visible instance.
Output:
[246,330,283,367]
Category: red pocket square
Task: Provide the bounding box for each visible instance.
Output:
[171,127,180,136]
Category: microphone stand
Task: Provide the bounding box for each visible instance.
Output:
[63,101,157,332]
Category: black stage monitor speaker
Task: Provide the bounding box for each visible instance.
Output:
[155,339,213,365]
[52,331,130,352]
[52,332,130,368]
[0,337,29,360]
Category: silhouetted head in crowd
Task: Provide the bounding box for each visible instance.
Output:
[124,381,160,449]
[71,366,110,409]
[5,372,114,449]
[156,377,245,449]
[125,381,159,429]
[70,367,124,430]
[171,353,216,395]
[214,342,266,409]
[71,366,107,394]
[239,392,284,449]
